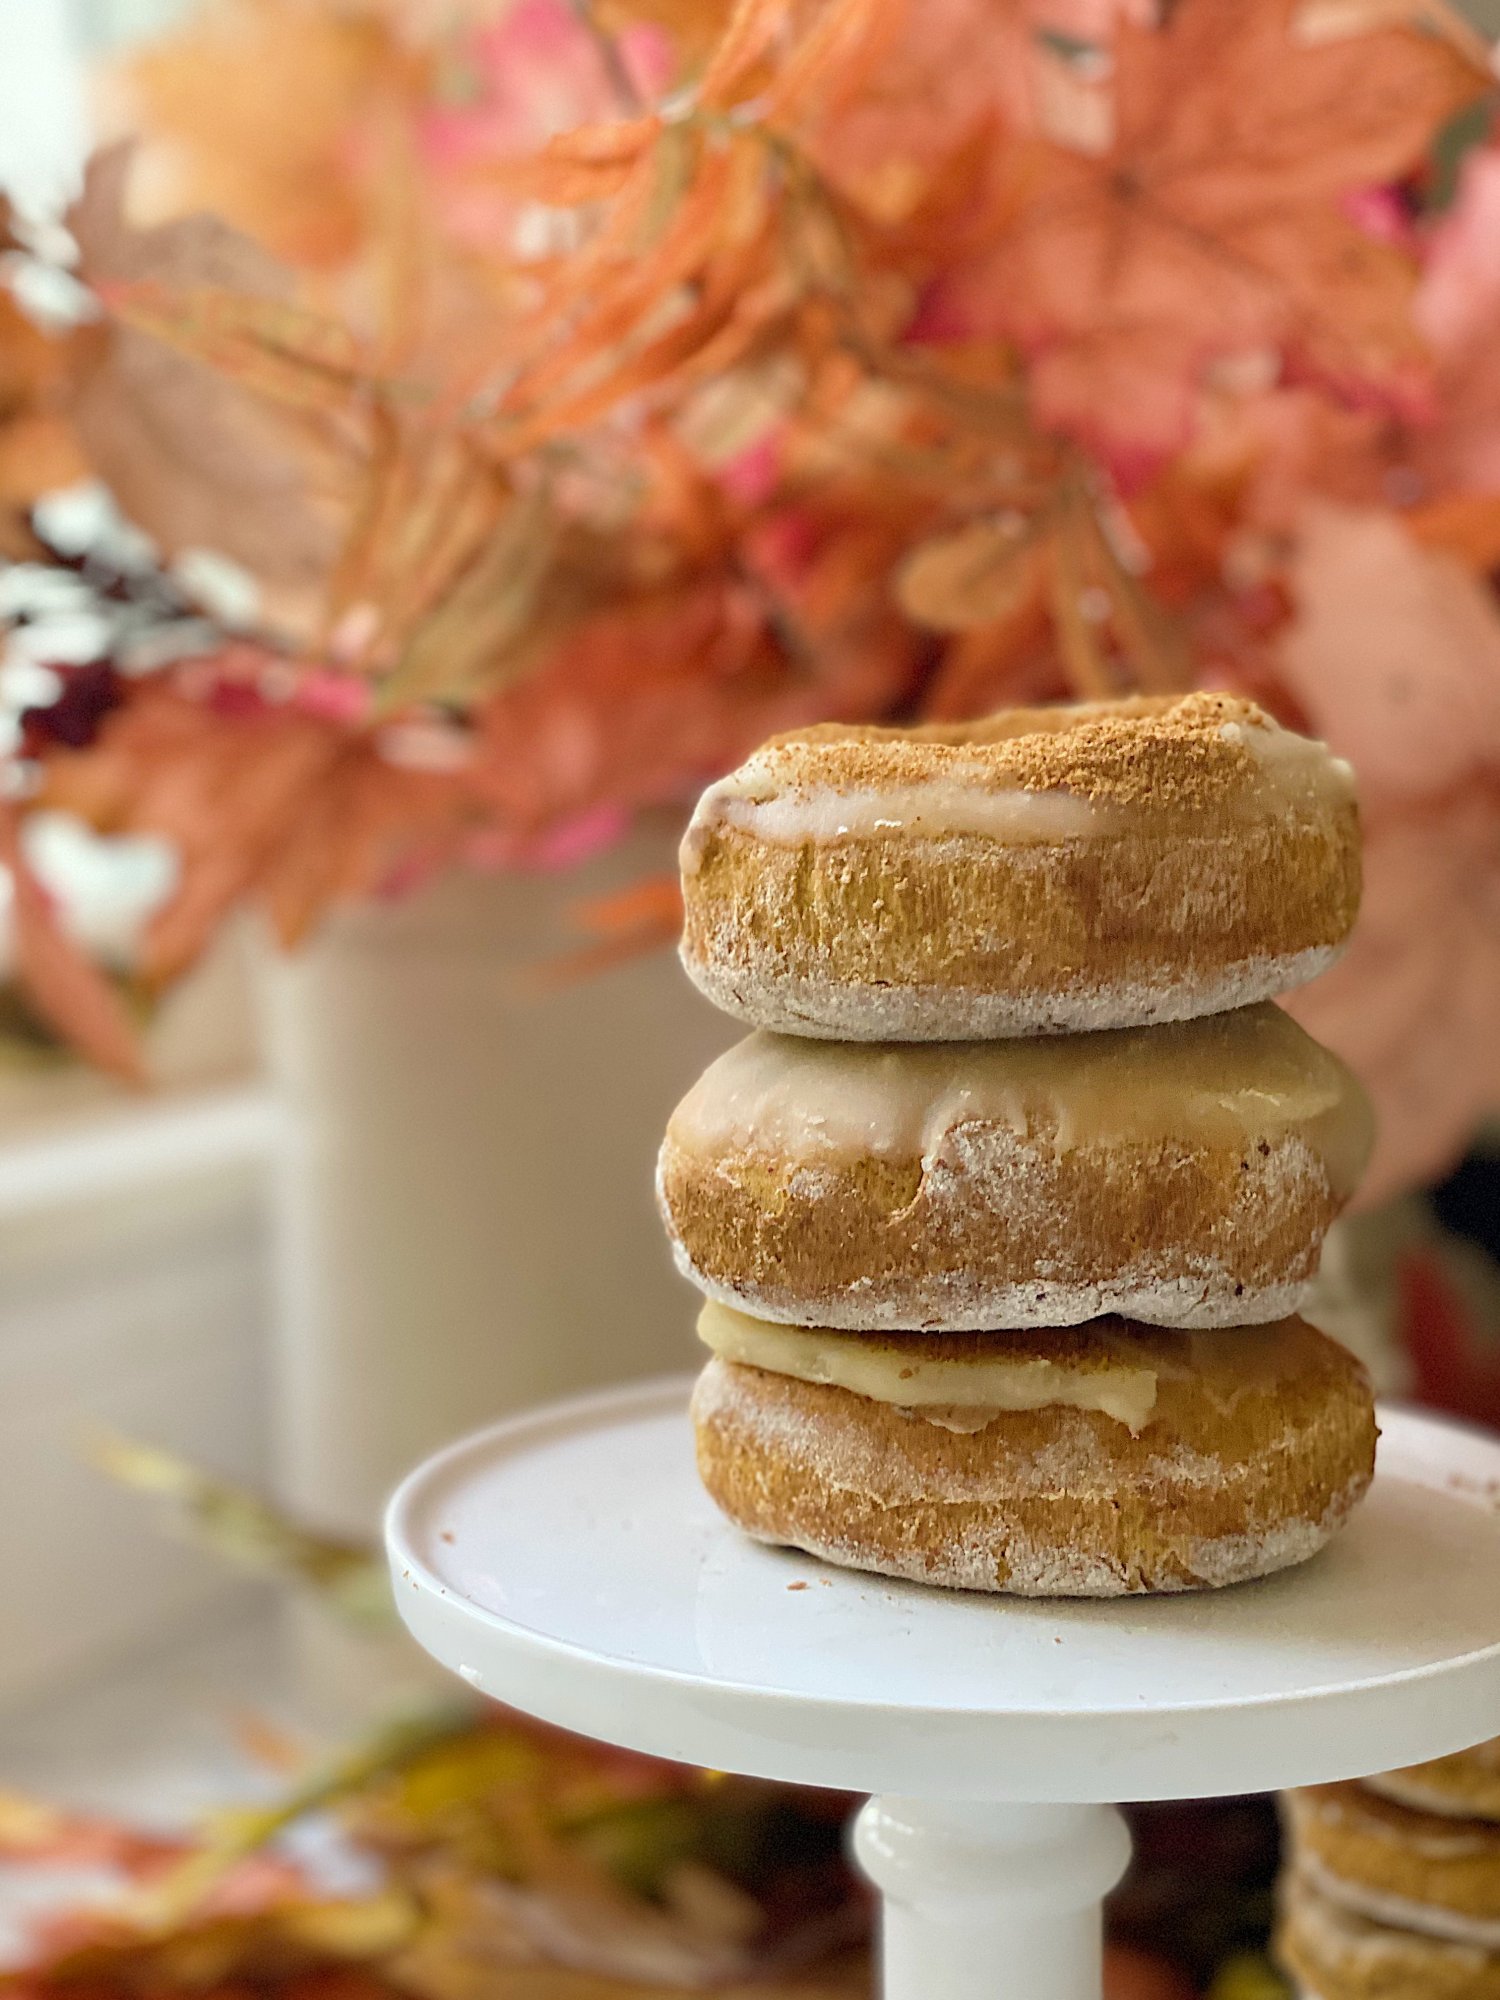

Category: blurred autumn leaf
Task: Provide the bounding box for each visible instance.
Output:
[924,0,1491,469]
[1,0,1498,1194]
[0,201,91,556]
[65,146,357,643]
[89,1427,391,1624]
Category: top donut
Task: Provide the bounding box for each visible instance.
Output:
[680,693,1359,1039]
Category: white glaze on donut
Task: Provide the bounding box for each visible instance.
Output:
[683,775,1121,866]
[668,1009,1373,1205]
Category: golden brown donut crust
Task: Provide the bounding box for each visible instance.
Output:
[663,1125,1338,1331]
[691,1318,1376,1597]
[659,1012,1372,1332]
[1277,1873,1500,2000]
[681,695,1360,1040]
[1284,1783,1500,1944]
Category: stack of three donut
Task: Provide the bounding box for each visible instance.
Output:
[1278,1741,1500,1998]
[660,695,1379,1596]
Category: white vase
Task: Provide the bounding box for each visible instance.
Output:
[257,817,731,1548]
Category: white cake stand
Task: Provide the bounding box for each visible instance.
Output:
[385,1378,1500,2000]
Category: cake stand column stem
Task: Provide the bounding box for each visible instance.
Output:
[852,1797,1132,2000]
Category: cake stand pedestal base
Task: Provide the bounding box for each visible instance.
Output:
[854,1800,1131,1999]
[386,1380,1500,2000]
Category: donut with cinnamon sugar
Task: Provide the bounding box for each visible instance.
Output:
[680,693,1359,1040]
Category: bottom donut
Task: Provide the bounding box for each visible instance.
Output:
[690,1312,1376,1597]
[1277,1872,1500,2000]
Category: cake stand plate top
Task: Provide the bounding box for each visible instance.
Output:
[386,1377,1500,1802]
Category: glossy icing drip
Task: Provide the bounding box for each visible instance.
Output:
[667,1004,1374,1203]
[691,777,1119,858]
[696,1302,1161,1431]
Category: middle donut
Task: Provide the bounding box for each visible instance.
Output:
[658,1002,1373,1332]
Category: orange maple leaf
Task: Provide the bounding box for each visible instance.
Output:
[34,665,466,982]
[922,0,1492,478]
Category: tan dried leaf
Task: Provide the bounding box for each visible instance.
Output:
[376,484,562,710]
[88,1427,388,1625]
[896,516,1041,630]
[66,145,357,642]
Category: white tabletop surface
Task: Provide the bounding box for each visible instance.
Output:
[387,1378,1500,1801]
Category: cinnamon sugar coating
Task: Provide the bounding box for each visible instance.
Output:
[711,693,1300,813]
[1284,1782,1500,1945]
[1277,1873,1500,2000]
[691,1317,1375,1596]
[681,694,1360,1039]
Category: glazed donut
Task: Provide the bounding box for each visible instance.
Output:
[679,693,1359,1041]
[1283,1783,1500,1947]
[1366,1741,1500,1824]
[690,1314,1376,1596]
[659,1004,1373,1332]
[1276,1872,1500,2000]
